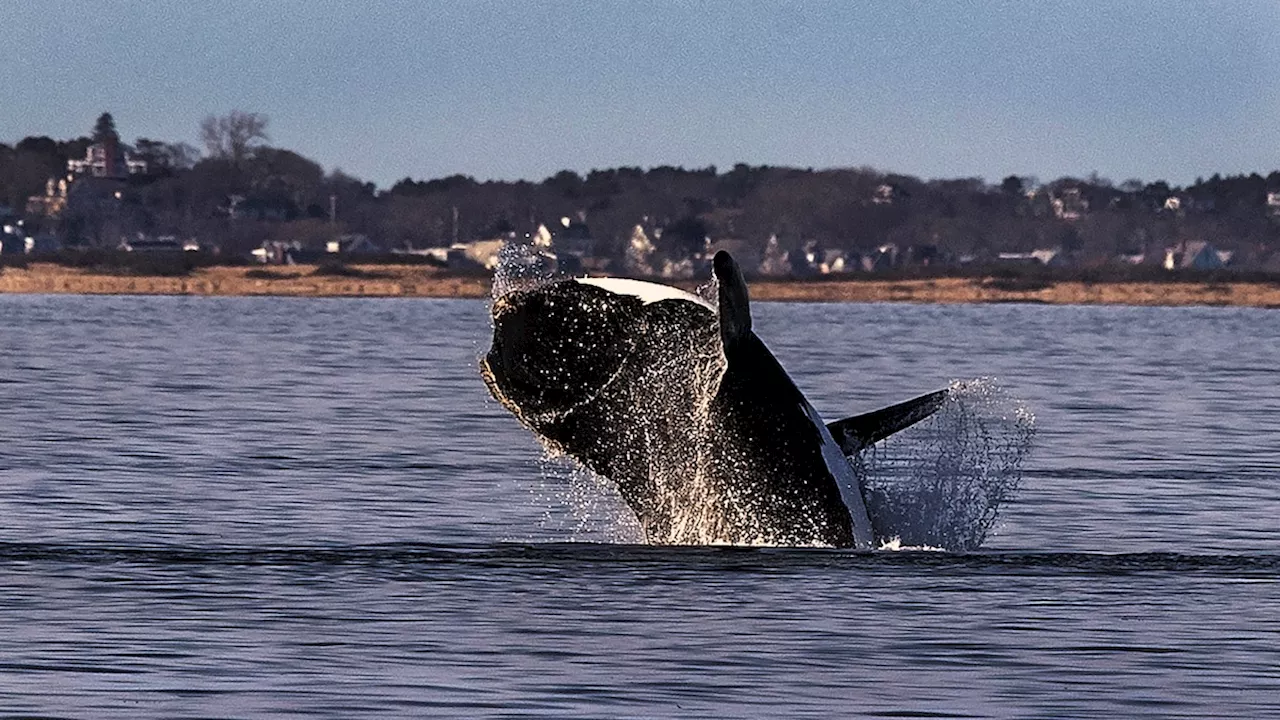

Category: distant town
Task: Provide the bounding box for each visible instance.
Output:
[4,111,1280,279]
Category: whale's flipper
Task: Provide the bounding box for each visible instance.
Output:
[827,388,950,455]
[713,250,752,348]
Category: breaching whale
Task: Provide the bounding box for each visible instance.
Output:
[481,251,948,549]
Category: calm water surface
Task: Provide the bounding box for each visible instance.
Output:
[0,295,1277,718]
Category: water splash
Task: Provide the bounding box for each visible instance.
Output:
[695,275,720,307]
[491,241,561,300]
[531,454,646,544]
[856,378,1035,552]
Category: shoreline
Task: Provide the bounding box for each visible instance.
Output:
[1,262,1278,307]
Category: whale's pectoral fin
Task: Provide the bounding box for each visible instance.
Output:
[712,250,751,349]
[826,388,950,455]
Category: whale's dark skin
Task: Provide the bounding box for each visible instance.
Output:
[481,251,945,547]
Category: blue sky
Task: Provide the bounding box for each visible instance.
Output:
[2,1,1278,189]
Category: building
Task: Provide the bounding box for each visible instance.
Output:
[445,239,505,270]
[553,217,595,258]
[1051,187,1088,221]
[1116,250,1146,265]
[624,224,656,275]
[757,234,788,276]
[1163,241,1229,271]
[119,235,183,252]
[1267,191,1280,217]
[67,137,147,179]
[997,248,1067,267]
[1,210,23,254]
[25,177,69,217]
[871,183,899,205]
[860,243,900,272]
[325,234,382,255]
[0,207,19,240]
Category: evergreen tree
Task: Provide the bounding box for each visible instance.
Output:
[93,112,119,143]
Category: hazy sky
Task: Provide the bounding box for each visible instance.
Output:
[3,1,1278,189]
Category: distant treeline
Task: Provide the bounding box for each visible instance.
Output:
[4,112,1280,270]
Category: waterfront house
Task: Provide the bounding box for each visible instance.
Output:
[860,243,900,272]
[624,224,656,276]
[1,216,24,254]
[24,234,61,254]
[758,234,788,276]
[444,239,505,271]
[119,234,182,252]
[325,234,382,255]
[1163,241,1228,271]
[997,248,1067,267]
[1116,249,1146,265]
[0,208,20,249]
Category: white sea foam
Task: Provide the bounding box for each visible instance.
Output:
[877,538,947,552]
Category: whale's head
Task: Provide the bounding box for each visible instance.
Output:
[481,280,641,424]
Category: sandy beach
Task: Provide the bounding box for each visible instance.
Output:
[1,262,1278,307]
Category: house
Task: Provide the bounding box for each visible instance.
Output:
[25,177,69,217]
[325,234,382,255]
[554,217,595,257]
[1261,250,1280,272]
[530,224,553,249]
[1267,191,1280,217]
[1116,249,1146,265]
[702,238,759,276]
[871,183,899,205]
[624,224,656,275]
[658,256,696,279]
[67,138,148,179]
[253,240,320,265]
[997,248,1066,267]
[0,208,20,245]
[1051,187,1088,221]
[444,239,505,270]
[504,218,600,275]
[0,218,24,254]
[119,235,182,252]
[24,234,60,254]
[390,246,449,266]
[816,249,848,274]
[757,234,788,276]
[549,217,596,274]
[860,243,899,272]
[1163,241,1229,271]
[778,242,849,274]
[904,244,941,266]
[784,240,824,276]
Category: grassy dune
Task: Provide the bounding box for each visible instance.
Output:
[1,262,1279,307]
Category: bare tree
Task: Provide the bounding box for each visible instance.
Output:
[200,110,269,167]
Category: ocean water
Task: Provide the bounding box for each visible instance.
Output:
[0,294,1277,718]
